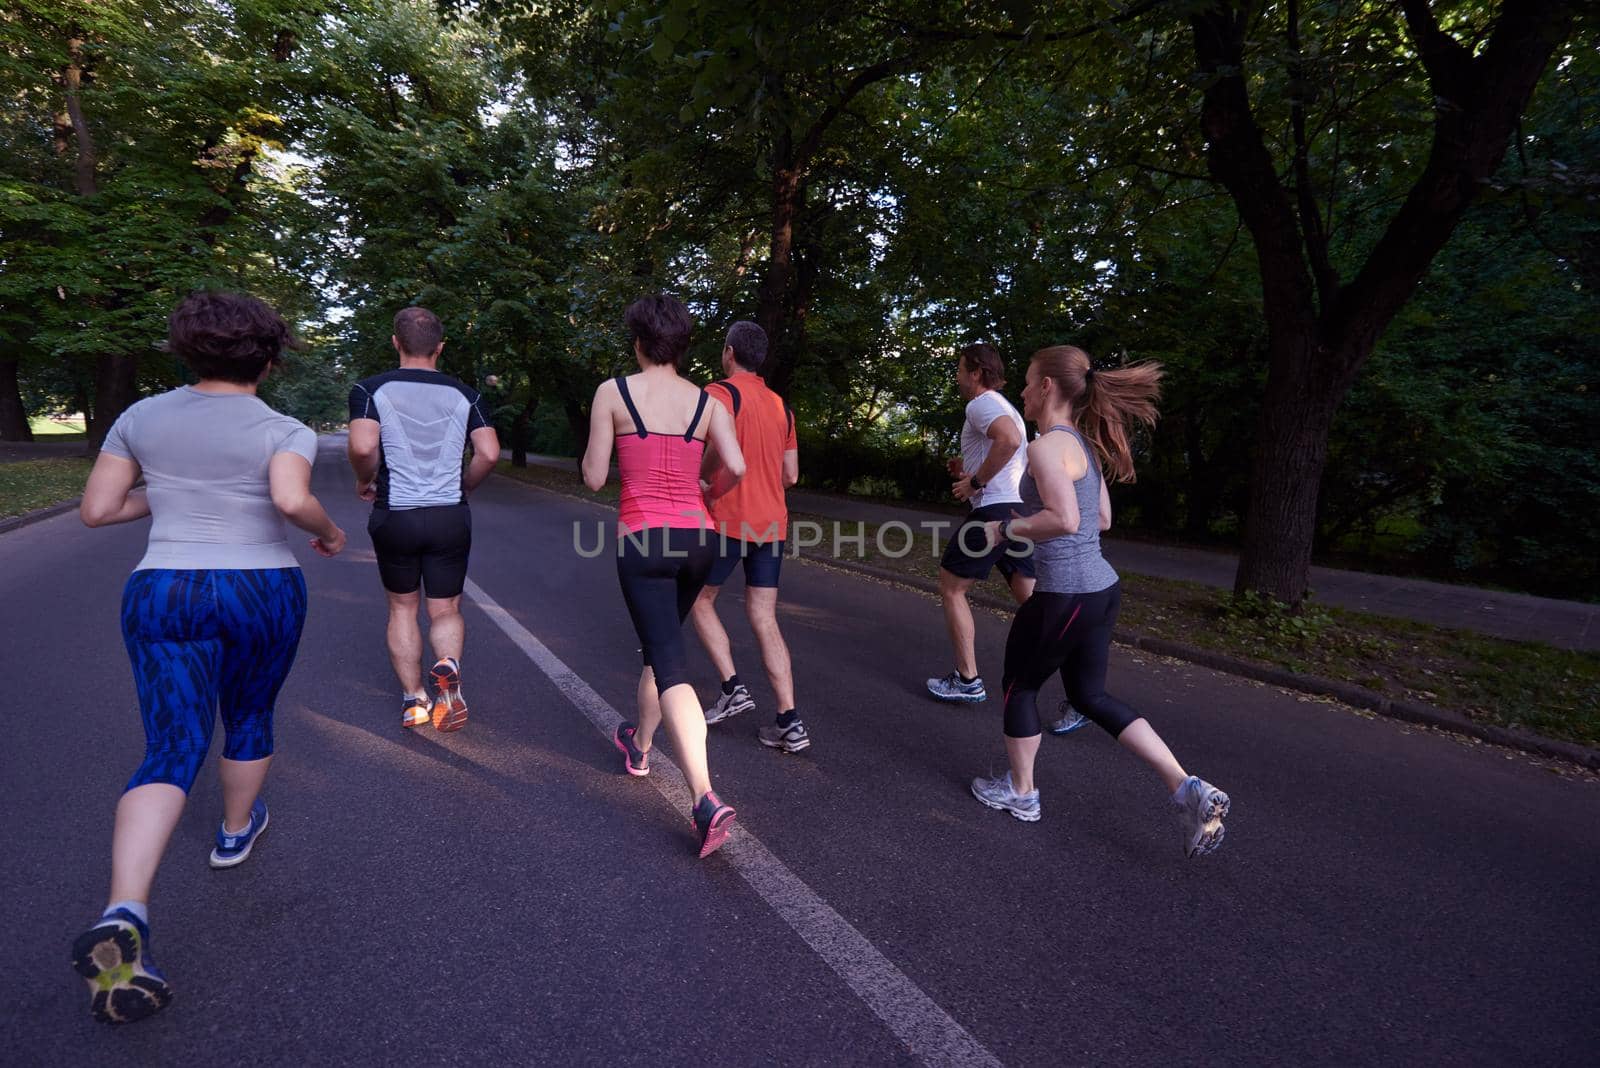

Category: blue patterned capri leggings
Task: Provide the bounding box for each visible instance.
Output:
[120,568,308,793]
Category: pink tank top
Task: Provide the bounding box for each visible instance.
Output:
[613,376,713,535]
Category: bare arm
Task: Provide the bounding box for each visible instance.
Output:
[581,382,617,491]
[1098,476,1112,532]
[348,418,381,498]
[269,452,345,557]
[80,452,150,527]
[464,426,500,493]
[704,402,745,501]
[782,448,799,488]
[953,414,1022,503]
[1003,438,1082,542]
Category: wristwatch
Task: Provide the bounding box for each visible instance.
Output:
[968,474,985,491]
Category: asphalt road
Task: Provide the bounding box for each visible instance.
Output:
[3,439,1597,1066]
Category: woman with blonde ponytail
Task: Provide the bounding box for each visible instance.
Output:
[968,345,1231,857]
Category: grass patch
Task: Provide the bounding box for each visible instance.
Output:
[493,460,1600,749]
[28,414,87,440]
[0,457,93,518]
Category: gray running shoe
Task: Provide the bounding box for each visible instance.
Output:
[927,671,987,703]
[1170,775,1230,857]
[970,771,1041,822]
[705,683,755,725]
[758,718,811,753]
[1048,701,1089,735]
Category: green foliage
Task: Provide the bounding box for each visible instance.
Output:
[0,456,91,516]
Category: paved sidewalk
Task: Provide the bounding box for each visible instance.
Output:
[518,452,1599,651]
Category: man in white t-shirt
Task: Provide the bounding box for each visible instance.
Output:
[924,344,1087,736]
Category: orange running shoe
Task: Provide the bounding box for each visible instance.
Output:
[430,657,468,732]
[402,695,430,730]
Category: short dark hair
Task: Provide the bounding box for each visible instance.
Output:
[960,342,1006,390]
[625,293,693,368]
[166,291,302,384]
[394,306,444,357]
[724,321,768,371]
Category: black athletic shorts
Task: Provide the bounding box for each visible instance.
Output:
[368,504,472,598]
[706,537,784,589]
[939,503,1036,582]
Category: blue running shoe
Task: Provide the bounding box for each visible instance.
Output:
[1048,701,1089,735]
[71,908,173,1024]
[926,671,986,703]
[209,798,269,869]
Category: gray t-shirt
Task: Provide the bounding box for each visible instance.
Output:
[101,387,318,571]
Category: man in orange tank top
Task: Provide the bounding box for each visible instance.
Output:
[691,322,808,753]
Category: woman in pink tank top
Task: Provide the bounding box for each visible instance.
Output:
[582,294,746,858]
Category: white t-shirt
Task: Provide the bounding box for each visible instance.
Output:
[959,389,1027,509]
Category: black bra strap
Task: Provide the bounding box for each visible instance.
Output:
[614,376,648,437]
[685,389,711,441]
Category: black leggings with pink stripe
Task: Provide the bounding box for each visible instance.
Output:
[1002,583,1140,739]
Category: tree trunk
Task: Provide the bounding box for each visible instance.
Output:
[510,392,536,468]
[1181,414,1216,542]
[88,354,138,447]
[564,397,589,458]
[0,356,33,441]
[756,162,803,390]
[1233,336,1343,600]
[1188,1,1572,607]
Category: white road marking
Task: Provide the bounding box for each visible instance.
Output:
[463,577,1003,1068]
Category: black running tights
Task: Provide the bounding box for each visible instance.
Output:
[1002,583,1140,739]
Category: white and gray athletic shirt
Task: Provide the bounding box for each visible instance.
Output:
[959,389,1028,509]
[347,368,489,510]
[100,387,319,571]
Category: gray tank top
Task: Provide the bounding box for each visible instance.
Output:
[1018,425,1118,594]
[101,387,318,571]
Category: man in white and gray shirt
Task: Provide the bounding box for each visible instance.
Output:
[348,306,500,733]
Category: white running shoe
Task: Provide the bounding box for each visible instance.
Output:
[970,771,1041,822]
[1171,776,1230,857]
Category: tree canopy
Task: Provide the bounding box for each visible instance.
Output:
[2,0,1594,598]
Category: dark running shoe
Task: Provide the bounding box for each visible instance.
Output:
[692,791,737,858]
[613,722,649,777]
[71,909,173,1025]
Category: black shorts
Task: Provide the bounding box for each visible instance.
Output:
[706,537,784,589]
[368,504,472,598]
[939,503,1036,582]
[616,527,717,693]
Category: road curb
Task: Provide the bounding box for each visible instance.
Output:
[498,472,1600,772]
[0,497,80,535]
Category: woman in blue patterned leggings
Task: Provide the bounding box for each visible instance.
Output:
[70,291,346,1024]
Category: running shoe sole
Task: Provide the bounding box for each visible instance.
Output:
[758,732,811,753]
[1048,716,1089,736]
[697,806,737,858]
[970,781,1041,822]
[208,808,269,869]
[1187,791,1231,858]
[71,921,173,1025]
[612,725,649,777]
[430,661,468,732]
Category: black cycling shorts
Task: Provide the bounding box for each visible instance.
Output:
[368,504,472,598]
